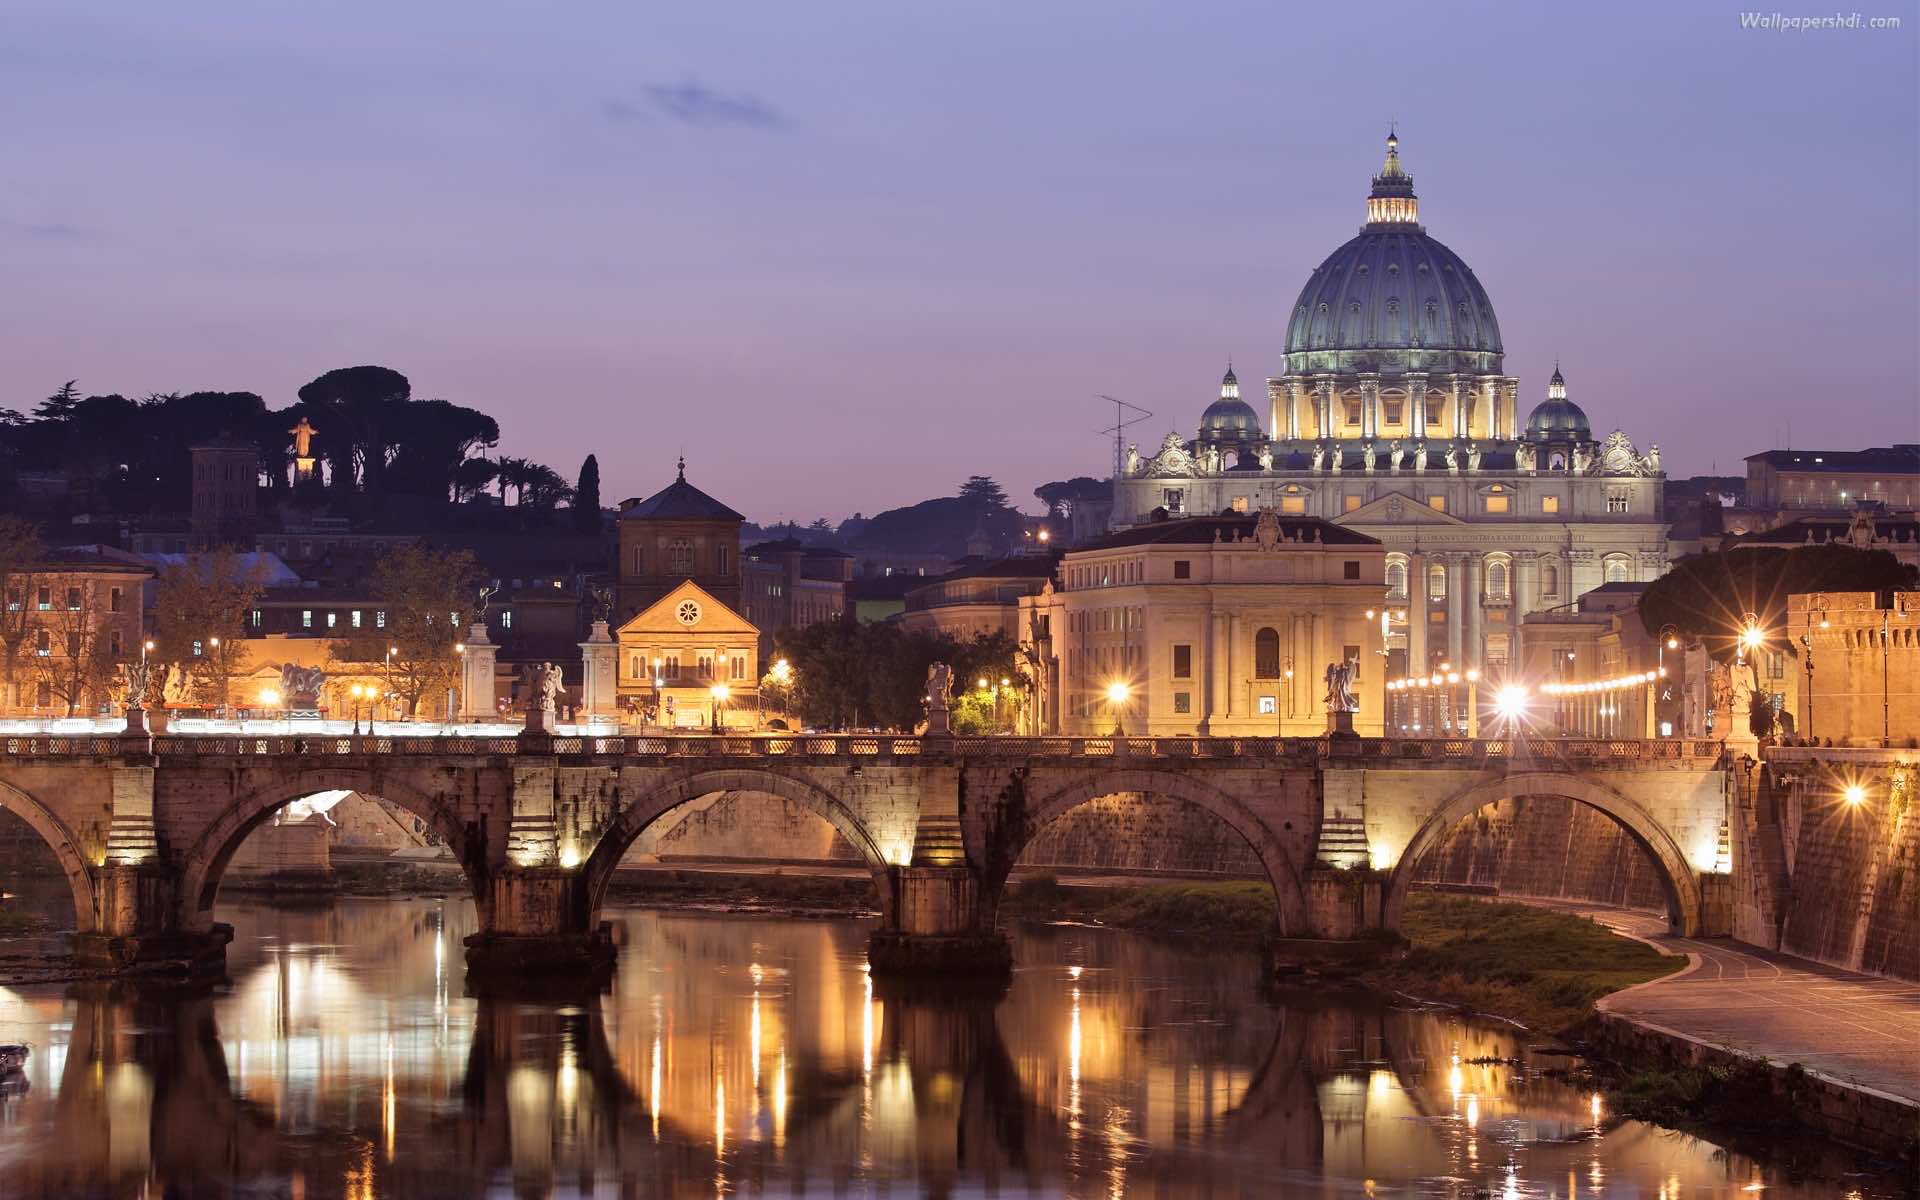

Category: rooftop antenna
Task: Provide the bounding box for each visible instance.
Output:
[1096,394,1153,478]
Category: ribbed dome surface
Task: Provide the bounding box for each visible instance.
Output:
[1198,396,1263,443]
[1525,397,1591,441]
[1284,229,1503,359]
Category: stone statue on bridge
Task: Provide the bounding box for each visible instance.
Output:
[1322,657,1358,714]
[279,664,326,710]
[124,660,154,710]
[924,662,952,735]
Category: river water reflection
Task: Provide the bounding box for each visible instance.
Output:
[0,898,1897,1197]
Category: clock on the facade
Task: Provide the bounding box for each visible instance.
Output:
[675,599,702,626]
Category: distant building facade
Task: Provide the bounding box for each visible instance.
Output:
[1105,136,1668,680]
[615,459,744,624]
[1019,513,1387,736]
[900,556,1058,641]
[741,539,853,653]
[2,551,151,715]
[1744,446,1920,517]
[1790,591,1920,748]
[614,580,759,729]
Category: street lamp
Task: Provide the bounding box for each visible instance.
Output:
[710,683,730,732]
[348,682,366,735]
[1105,680,1130,737]
[1843,783,1866,807]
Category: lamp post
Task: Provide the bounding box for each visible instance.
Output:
[710,683,730,733]
[383,645,398,724]
[348,682,365,735]
[1281,658,1295,736]
[1105,680,1130,737]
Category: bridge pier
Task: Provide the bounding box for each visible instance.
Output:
[868,866,1011,977]
[463,867,616,989]
[71,865,231,974]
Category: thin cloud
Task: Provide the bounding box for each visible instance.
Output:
[643,82,785,129]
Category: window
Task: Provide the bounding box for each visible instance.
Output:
[717,545,731,575]
[1428,495,1446,512]
[1162,488,1184,511]
[251,609,262,628]
[1486,560,1510,600]
[192,639,204,657]
[665,654,681,679]
[698,653,713,678]
[670,538,694,574]
[34,629,49,656]
[109,631,122,657]
[501,611,513,630]
[326,612,337,629]
[1383,398,1403,425]
[1607,493,1629,514]
[109,587,122,613]
[1387,561,1407,599]
[630,653,643,678]
[1343,560,1361,580]
[1172,644,1192,679]
[1604,557,1631,584]
[376,611,387,628]
[632,547,645,574]
[301,609,313,629]
[1344,494,1363,512]
[1173,692,1191,714]
[1257,695,1277,715]
[1280,496,1306,514]
[731,655,746,681]
[1485,495,1509,514]
[1345,400,1361,425]
[64,587,80,611]
[36,586,50,611]
[351,610,363,628]
[1429,564,1447,601]
[1541,562,1560,596]
[1173,560,1191,580]
[1541,495,1560,514]
[1255,627,1281,678]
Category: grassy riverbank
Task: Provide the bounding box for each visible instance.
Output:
[1367,894,1684,1033]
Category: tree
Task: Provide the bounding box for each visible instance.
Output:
[34,381,80,422]
[1639,544,1917,663]
[453,456,500,504]
[0,517,43,712]
[959,475,1009,509]
[343,545,478,718]
[773,621,1026,731]
[152,550,269,708]
[295,365,412,493]
[1033,476,1108,517]
[31,582,119,717]
[573,454,603,532]
[518,462,572,510]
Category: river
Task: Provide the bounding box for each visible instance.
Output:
[0,897,1899,1197]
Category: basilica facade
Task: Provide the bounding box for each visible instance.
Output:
[1110,134,1668,678]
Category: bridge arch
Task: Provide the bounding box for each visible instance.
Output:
[1382,770,1703,936]
[177,769,483,930]
[582,768,894,926]
[0,779,100,932]
[988,770,1311,937]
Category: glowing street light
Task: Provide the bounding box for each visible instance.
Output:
[1105,680,1131,736]
[1493,685,1529,724]
[710,683,730,732]
[1843,784,1866,807]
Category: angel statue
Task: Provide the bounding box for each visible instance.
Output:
[124,660,152,710]
[1571,443,1591,475]
[1389,440,1405,472]
[1255,443,1274,471]
[1361,442,1376,473]
[1413,442,1428,473]
[1466,442,1482,472]
[1322,657,1359,713]
[1123,444,1141,476]
[540,662,564,713]
[1444,444,1460,474]
[1310,445,1325,473]
[1515,440,1537,472]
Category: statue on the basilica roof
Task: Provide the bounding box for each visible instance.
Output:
[1362,442,1376,472]
[1389,440,1404,472]
[1414,441,1428,472]
[1467,443,1482,472]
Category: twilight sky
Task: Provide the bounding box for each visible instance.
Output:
[3,2,1915,522]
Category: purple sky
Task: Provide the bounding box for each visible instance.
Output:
[4,3,1915,523]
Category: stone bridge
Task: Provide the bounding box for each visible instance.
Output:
[0,730,1729,981]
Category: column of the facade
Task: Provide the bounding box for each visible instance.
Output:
[1224,614,1239,718]
[1408,551,1429,673]
[1207,609,1228,730]
[1500,378,1521,440]
[1464,554,1484,670]
[1405,372,1427,440]
[1510,553,1533,673]
[1358,373,1380,440]
[1449,376,1468,439]
[1480,377,1500,441]
[1313,377,1334,441]
[1445,554,1465,666]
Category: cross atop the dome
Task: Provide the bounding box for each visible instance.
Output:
[1367,129,1419,226]
[676,454,686,481]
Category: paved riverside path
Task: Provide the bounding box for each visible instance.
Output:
[1536,901,1920,1104]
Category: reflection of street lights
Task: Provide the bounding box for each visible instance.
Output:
[1105,680,1130,737]
[710,683,730,732]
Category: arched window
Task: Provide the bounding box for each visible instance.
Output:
[1541,562,1560,596]
[1604,556,1631,584]
[1255,627,1281,678]
[1386,560,1407,600]
[1428,563,1448,602]
[1486,560,1509,600]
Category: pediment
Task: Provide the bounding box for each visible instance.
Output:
[1334,491,1469,528]
[617,580,759,636]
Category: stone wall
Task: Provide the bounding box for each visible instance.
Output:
[620,791,861,864]
[1740,752,1918,980]
[1014,793,1266,877]
[1412,796,1671,912]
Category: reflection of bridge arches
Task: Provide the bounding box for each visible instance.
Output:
[1383,771,1701,935]
[582,769,894,925]
[176,769,484,930]
[987,772,1310,936]
[0,779,99,932]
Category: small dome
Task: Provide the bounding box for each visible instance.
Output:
[1198,365,1261,444]
[1525,365,1591,442]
